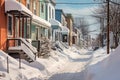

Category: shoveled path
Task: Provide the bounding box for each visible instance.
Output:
[47,51,93,80]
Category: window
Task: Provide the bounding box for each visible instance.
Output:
[27,0,30,9]
[33,0,36,14]
[41,3,44,13]
[7,15,13,36]
[49,7,51,19]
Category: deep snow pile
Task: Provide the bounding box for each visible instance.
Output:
[0,42,89,80]
[0,50,43,80]
[86,45,120,80]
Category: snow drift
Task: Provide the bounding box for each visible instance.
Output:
[86,45,120,80]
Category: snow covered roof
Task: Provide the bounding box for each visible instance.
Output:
[5,0,51,28]
[32,15,51,28]
[49,19,62,27]
[61,26,69,34]
[5,0,32,16]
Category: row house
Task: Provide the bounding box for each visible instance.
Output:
[25,0,51,40]
[0,0,54,62]
[46,0,56,41]
[0,0,36,62]
[65,14,74,46]
[55,9,69,43]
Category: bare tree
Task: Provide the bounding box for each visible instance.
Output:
[74,18,89,38]
[93,1,120,48]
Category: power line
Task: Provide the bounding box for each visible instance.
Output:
[110,1,120,5]
[55,2,103,5]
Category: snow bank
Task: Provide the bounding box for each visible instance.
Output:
[0,50,43,80]
[86,45,120,80]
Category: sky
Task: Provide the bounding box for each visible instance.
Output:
[56,0,102,38]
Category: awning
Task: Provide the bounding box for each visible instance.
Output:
[49,19,62,27]
[32,15,51,28]
[5,0,32,16]
[61,26,69,34]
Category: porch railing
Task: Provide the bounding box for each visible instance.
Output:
[6,38,36,61]
[7,38,36,54]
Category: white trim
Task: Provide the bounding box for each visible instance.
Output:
[49,19,62,27]
[32,14,51,28]
[7,14,13,37]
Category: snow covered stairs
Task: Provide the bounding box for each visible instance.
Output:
[23,53,34,63]
[7,38,38,62]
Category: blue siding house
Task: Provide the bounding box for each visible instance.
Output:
[55,9,69,43]
[55,9,62,23]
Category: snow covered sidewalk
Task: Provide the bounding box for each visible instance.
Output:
[48,50,93,80]
[0,45,93,80]
[26,47,93,80]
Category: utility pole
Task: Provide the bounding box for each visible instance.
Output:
[107,0,110,54]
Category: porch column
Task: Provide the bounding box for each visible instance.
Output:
[19,12,21,37]
[25,18,27,38]
[30,17,32,38]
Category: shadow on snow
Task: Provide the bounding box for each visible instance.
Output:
[48,70,87,80]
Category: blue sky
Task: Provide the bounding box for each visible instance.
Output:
[56,0,101,38]
[56,0,98,9]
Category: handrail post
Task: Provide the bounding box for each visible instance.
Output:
[19,54,21,69]
[6,39,9,50]
[7,57,9,73]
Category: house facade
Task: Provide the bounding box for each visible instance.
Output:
[46,0,55,21]
[65,14,73,46]
[50,19,62,42]
[0,0,7,50]
[55,9,69,43]
[46,0,56,41]
[24,0,51,40]
[0,0,55,61]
